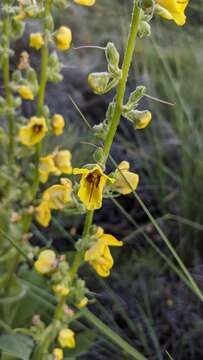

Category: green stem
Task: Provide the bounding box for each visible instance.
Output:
[2,2,15,163]
[32,0,51,199]
[70,210,94,278]
[103,1,141,158]
[70,0,141,275]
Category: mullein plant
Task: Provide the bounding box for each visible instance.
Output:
[0,0,189,359]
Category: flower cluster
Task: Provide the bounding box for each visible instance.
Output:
[0,0,189,358]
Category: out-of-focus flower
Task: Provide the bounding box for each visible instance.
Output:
[112,161,139,195]
[39,155,58,183]
[52,114,65,136]
[55,27,72,51]
[34,250,57,274]
[53,348,63,360]
[29,33,44,50]
[85,227,123,277]
[53,284,70,297]
[19,116,48,146]
[53,150,72,175]
[17,85,34,100]
[74,0,96,5]
[58,328,76,348]
[73,165,113,210]
[76,297,88,308]
[18,51,30,70]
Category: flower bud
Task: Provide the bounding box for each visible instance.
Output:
[127,110,152,129]
[53,348,63,360]
[52,114,65,136]
[140,0,155,10]
[138,21,151,38]
[126,86,146,108]
[105,42,120,74]
[52,284,70,297]
[17,85,34,100]
[55,26,72,51]
[88,72,111,94]
[58,328,76,348]
[29,33,44,50]
[76,297,88,308]
[93,147,106,165]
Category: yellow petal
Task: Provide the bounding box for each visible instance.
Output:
[74,0,95,5]
[43,179,72,210]
[156,0,188,25]
[101,234,123,247]
[17,85,34,100]
[39,155,58,183]
[113,162,139,195]
[35,201,51,227]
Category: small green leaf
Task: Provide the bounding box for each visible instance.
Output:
[0,334,33,360]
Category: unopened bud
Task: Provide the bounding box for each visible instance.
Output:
[138,21,151,38]
[105,42,120,73]
[88,72,111,95]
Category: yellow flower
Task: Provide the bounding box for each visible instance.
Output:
[39,155,58,183]
[52,114,65,136]
[73,165,113,210]
[43,179,73,210]
[55,26,72,51]
[53,284,70,297]
[113,161,139,195]
[53,348,63,360]
[34,250,57,274]
[19,116,48,146]
[53,150,72,175]
[17,85,34,100]
[156,0,188,25]
[76,297,88,308]
[58,328,76,349]
[84,228,123,277]
[29,33,44,50]
[35,201,51,227]
[74,0,96,6]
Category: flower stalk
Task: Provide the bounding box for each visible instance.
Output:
[32,0,52,199]
[70,0,141,275]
